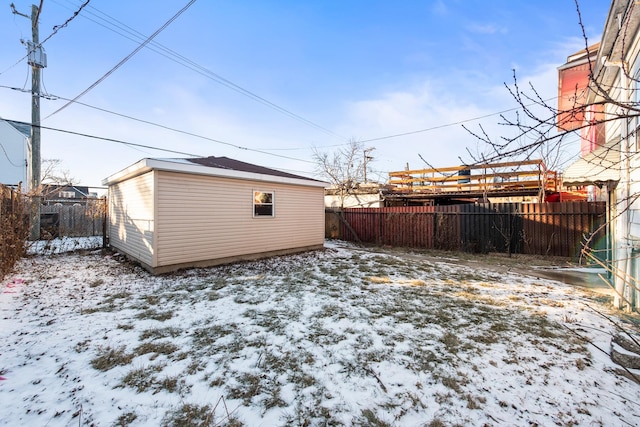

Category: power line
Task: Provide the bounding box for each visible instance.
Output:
[49,0,346,141]
[0,82,567,164]
[1,84,316,164]
[39,0,90,46]
[4,118,202,156]
[44,0,197,119]
[5,85,314,163]
[358,98,558,144]
[2,118,319,177]
[0,140,25,167]
[0,0,88,76]
[0,55,27,77]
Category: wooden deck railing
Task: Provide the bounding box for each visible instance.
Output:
[388,159,558,195]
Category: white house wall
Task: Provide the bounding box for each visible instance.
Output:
[627,29,640,241]
[324,193,383,208]
[0,121,28,186]
[108,171,155,268]
[155,170,324,269]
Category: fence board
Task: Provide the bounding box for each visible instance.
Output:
[327,201,607,259]
[41,199,106,237]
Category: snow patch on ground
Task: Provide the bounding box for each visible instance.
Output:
[26,236,103,255]
[1,242,639,426]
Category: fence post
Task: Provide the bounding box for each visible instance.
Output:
[102,197,108,249]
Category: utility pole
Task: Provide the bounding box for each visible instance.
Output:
[30,4,42,197]
[363,147,375,183]
[12,2,45,240]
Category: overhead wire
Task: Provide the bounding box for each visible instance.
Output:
[4,118,202,157]
[49,0,346,141]
[3,118,318,176]
[3,0,597,169]
[44,0,198,119]
[1,84,315,164]
[39,0,90,46]
[22,0,554,155]
[0,82,575,165]
[0,140,25,167]
[1,0,89,76]
[0,55,28,77]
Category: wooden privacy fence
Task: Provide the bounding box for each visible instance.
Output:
[40,199,106,237]
[327,202,607,259]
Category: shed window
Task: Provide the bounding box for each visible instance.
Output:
[253,191,274,217]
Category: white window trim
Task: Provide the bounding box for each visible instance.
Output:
[253,190,275,218]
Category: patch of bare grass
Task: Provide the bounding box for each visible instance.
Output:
[117,323,134,331]
[356,408,392,427]
[114,411,137,426]
[120,365,189,395]
[441,331,460,353]
[91,345,134,371]
[88,278,104,288]
[134,341,179,360]
[139,326,182,341]
[119,365,163,392]
[161,404,215,427]
[136,308,173,321]
[367,276,392,284]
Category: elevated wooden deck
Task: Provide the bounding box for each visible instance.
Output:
[387,160,558,204]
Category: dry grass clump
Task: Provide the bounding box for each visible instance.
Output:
[90,345,134,371]
[367,276,392,284]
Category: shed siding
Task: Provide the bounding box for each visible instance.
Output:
[155,171,324,267]
[108,171,155,267]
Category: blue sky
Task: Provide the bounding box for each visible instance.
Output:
[0,0,611,186]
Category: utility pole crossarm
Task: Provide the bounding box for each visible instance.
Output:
[10,3,28,18]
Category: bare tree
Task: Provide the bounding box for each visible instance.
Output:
[453,0,640,312]
[41,159,76,186]
[313,139,372,208]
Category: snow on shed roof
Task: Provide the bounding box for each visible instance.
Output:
[103,156,327,188]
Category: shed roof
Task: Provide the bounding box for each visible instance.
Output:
[103,156,327,188]
[185,156,318,181]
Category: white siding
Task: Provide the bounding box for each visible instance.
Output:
[627,33,640,240]
[0,121,28,186]
[604,79,622,143]
[325,193,383,208]
[155,171,324,267]
[108,171,155,267]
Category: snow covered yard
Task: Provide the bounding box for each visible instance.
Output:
[1,239,639,426]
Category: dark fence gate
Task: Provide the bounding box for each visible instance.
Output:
[327,202,607,259]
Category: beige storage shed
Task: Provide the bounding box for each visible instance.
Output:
[102,156,327,274]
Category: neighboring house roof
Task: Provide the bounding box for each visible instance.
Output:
[563,143,620,186]
[6,120,31,139]
[559,43,600,70]
[42,184,92,198]
[103,156,328,188]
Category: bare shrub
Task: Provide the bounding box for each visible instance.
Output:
[0,185,29,280]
